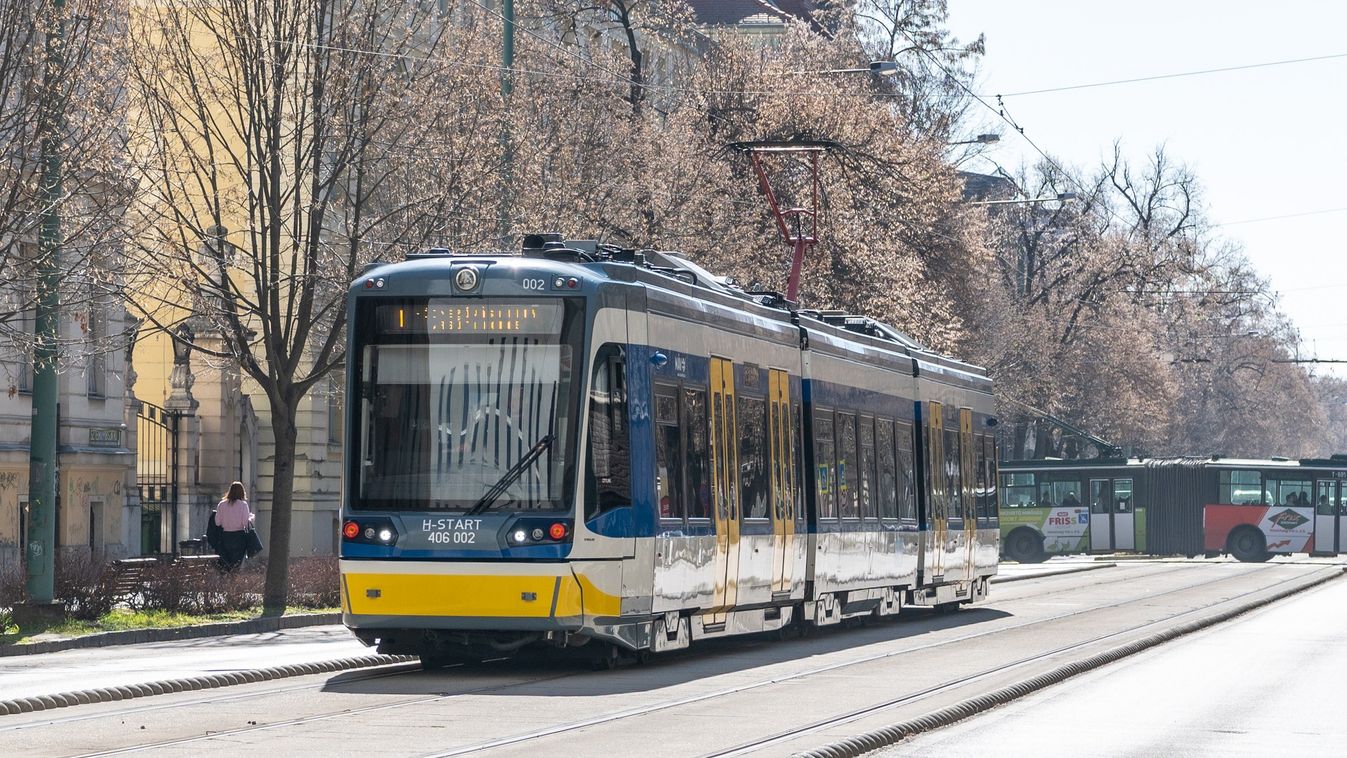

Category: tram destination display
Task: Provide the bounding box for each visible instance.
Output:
[375,300,562,337]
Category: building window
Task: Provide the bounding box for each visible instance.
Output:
[86,306,106,398]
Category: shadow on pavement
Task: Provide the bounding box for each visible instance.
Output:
[321,605,1013,698]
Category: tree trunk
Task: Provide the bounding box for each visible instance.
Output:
[262,404,298,616]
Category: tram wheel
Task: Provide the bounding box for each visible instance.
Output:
[1228,527,1269,563]
[1005,529,1046,564]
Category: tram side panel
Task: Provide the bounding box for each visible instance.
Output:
[801,335,920,622]
[643,295,808,637]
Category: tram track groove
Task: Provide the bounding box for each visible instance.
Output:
[11,563,1300,756]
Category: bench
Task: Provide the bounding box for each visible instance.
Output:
[108,555,220,603]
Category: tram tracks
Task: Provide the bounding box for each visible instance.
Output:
[14,563,1322,757]
[418,563,1311,757]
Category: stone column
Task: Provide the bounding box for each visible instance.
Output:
[164,323,200,550]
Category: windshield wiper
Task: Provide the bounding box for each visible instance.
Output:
[466,434,555,516]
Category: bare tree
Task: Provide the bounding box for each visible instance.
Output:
[0,0,129,389]
[125,0,502,613]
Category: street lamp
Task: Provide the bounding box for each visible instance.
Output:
[789,60,900,75]
[967,192,1078,206]
[948,134,1001,146]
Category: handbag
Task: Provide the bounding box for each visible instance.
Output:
[244,526,264,557]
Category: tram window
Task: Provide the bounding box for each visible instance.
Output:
[683,388,712,519]
[1270,479,1312,508]
[1001,473,1035,507]
[944,429,961,519]
[585,345,631,520]
[793,402,804,515]
[654,387,683,520]
[859,416,877,520]
[896,421,916,521]
[814,410,836,519]
[876,419,898,519]
[837,413,860,519]
[1218,470,1263,505]
[974,435,990,520]
[738,396,770,519]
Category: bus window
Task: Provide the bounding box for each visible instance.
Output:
[654,386,683,520]
[1001,473,1036,507]
[1270,479,1312,508]
[1039,477,1082,509]
[1218,470,1263,505]
[1114,478,1133,512]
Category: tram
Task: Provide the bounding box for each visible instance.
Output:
[999,455,1347,563]
[337,235,1000,664]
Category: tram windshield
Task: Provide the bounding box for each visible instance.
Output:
[352,298,583,512]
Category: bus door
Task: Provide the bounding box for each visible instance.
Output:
[1313,479,1343,553]
[1090,478,1134,551]
[768,369,796,598]
[1111,478,1135,550]
[1089,480,1113,551]
[708,357,741,625]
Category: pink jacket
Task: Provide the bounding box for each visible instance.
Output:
[215,499,255,532]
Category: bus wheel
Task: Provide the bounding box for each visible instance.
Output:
[1005,529,1046,564]
[1228,527,1269,563]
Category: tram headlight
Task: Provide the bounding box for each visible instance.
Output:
[342,521,360,540]
[510,529,529,545]
[363,526,376,540]
[377,528,394,543]
[531,528,545,541]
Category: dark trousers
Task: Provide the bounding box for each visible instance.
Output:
[218,531,248,571]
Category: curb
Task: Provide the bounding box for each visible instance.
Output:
[0,613,342,657]
[0,654,417,717]
[991,562,1115,584]
[794,566,1345,758]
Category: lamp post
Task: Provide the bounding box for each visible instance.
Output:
[23,0,67,614]
[948,134,1001,146]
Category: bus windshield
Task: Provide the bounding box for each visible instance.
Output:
[352,298,582,512]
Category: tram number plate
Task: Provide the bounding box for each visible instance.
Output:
[422,518,485,546]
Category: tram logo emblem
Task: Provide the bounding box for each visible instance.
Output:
[1268,509,1309,530]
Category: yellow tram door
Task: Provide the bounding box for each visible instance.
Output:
[708,357,741,625]
[768,369,795,597]
[926,401,946,579]
[960,408,977,576]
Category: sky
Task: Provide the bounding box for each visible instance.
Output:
[946,1,1347,377]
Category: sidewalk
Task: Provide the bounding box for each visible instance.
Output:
[0,624,371,702]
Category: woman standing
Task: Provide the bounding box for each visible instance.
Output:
[215,481,254,571]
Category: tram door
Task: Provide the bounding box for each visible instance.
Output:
[924,402,947,579]
[1313,480,1344,553]
[768,369,796,596]
[708,357,741,624]
[958,409,978,578]
[1089,478,1135,551]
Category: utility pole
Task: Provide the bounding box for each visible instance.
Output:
[24,0,66,611]
[497,0,515,244]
